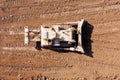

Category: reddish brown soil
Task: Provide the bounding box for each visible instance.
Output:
[0,0,120,80]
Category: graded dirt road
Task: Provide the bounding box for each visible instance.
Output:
[0,0,120,80]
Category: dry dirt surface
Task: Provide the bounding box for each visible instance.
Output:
[0,0,120,80]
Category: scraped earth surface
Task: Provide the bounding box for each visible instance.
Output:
[0,0,120,80]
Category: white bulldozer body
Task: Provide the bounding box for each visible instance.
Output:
[24,19,85,53]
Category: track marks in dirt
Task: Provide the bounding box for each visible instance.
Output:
[0,64,72,72]
[0,0,120,79]
[0,0,120,24]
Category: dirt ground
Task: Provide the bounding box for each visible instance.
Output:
[0,0,120,80]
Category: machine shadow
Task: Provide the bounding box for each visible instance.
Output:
[35,21,94,57]
[82,21,94,57]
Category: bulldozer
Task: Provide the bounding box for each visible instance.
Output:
[24,19,85,53]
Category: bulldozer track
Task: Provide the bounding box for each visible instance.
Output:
[94,45,120,52]
[0,3,120,24]
[0,51,36,58]
[0,64,72,71]
[0,54,120,72]
[1,50,120,71]
[0,50,120,70]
